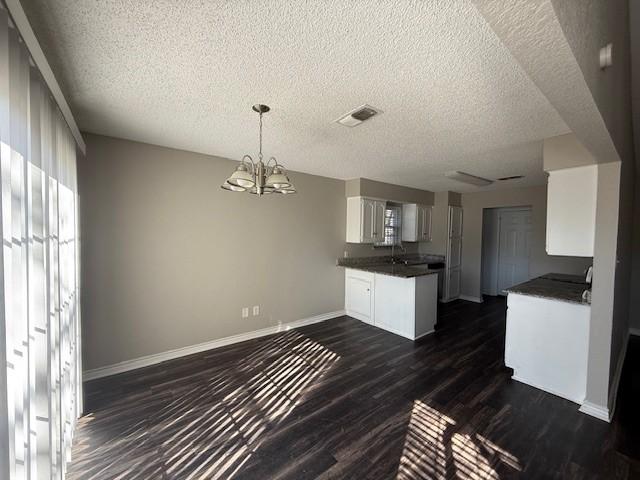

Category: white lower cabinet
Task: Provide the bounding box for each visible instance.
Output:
[345,269,437,340]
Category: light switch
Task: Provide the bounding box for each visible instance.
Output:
[242,307,249,318]
[253,306,259,316]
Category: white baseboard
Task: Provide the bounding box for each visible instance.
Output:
[579,401,611,422]
[605,329,630,421]
[578,329,631,423]
[414,329,435,340]
[459,294,483,303]
[511,374,584,405]
[630,327,640,337]
[83,310,345,381]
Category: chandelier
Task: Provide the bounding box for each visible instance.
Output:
[221,104,296,195]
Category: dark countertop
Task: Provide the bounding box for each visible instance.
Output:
[505,273,590,305]
[340,263,440,278]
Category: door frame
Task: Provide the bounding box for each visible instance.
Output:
[481,206,532,296]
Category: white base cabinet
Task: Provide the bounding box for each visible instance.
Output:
[505,293,590,404]
[345,269,437,340]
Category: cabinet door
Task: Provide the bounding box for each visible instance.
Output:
[361,199,375,243]
[346,274,373,324]
[415,206,424,242]
[449,206,463,237]
[418,205,432,241]
[373,201,386,243]
[446,267,461,299]
[423,206,432,241]
[546,165,596,257]
[401,204,419,242]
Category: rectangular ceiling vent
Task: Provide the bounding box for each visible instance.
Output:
[444,171,493,187]
[336,104,382,127]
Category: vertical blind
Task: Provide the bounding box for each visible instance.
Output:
[0,3,82,479]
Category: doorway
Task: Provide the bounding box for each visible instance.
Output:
[481,206,532,296]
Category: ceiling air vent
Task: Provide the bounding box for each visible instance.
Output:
[497,175,524,181]
[336,104,382,127]
[444,171,493,187]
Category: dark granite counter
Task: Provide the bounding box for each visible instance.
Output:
[339,263,440,278]
[505,273,590,305]
[337,254,444,278]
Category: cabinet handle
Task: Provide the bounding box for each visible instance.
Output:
[366,288,370,292]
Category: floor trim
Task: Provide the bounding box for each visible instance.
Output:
[414,329,435,340]
[604,329,631,422]
[578,330,631,423]
[630,327,640,337]
[579,401,611,422]
[511,374,584,405]
[83,310,345,381]
[459,294,484,303]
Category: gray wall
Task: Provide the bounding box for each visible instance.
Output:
[79,134,347,370]
[629,0,640,332]
[345,178,434,205]
[552,0,636,408]
[460,185,593,299]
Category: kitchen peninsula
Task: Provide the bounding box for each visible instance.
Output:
[504,273,591,404]
[338,254,443,340]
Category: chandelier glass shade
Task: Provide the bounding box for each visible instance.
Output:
[221,104,296,196]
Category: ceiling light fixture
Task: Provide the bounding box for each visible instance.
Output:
[444,171,493,187]
[221,104,296,196]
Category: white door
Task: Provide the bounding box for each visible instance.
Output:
[446,206,463,300]
[361,199,375,243]
[497,208,532,293]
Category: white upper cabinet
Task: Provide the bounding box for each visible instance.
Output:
[346,197,386,243]
[546,165,597,257]
[401,204,432,242]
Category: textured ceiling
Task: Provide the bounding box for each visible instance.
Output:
[24,0,570,192]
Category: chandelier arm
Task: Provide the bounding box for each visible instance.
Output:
[266,156,279,168]
[241,155,256,173]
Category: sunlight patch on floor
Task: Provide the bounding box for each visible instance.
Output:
[397,400,521,480]
[69,330,340,480]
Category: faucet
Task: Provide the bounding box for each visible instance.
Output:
[390,243,406,264]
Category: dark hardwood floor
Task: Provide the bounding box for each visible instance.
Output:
[70,297,640,479]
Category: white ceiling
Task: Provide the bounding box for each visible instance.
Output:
[24,0,570,192]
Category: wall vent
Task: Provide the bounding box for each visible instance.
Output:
[336,104,382,127]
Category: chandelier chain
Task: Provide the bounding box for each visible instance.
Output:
[258,111,263,160]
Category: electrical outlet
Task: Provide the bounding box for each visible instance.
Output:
[241,307,249,318]
[252,305,259,316]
